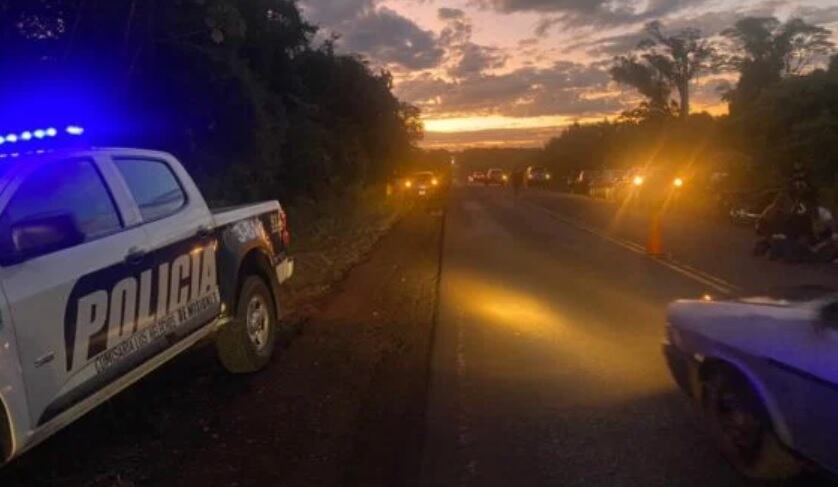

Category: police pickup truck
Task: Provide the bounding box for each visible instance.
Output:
[0,146,293,464]
[665,288,838,480]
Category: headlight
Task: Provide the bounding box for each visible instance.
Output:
[502,175,509,181]
[633,175,644,186]
[673,177,684,188]
[546,174,552,180]
[432,178,439,186]
[405,180,412,188]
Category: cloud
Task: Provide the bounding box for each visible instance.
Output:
[300,0,376,26]
[471,0,707,31]
[344,7,445,69]
[574,1,838,59]
[449,43,508,78]
[438,7,466,20]
[396,61,618,118]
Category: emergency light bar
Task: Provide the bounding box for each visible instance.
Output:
[0,125,84,146]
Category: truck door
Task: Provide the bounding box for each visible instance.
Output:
[0,157,154,425]
[109,156,221,341]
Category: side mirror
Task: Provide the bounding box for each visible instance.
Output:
[0,214,85,266]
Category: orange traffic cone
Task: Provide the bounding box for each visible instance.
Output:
[647,213,663,256]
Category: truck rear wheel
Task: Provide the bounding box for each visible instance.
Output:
[216,276,277,373]
[703,368,802,480]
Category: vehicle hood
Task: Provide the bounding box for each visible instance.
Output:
[666,291,824,357]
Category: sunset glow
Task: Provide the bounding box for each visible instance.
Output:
[301,0,838,149]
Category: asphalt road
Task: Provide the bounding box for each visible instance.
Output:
[420,186,834,487]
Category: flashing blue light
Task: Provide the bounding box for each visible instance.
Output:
[6,134,17,143]
[66,125,85,136]
[0,136,4,145]
[33,129,45,139]
[46,127,57,137]
[20,131,32,141]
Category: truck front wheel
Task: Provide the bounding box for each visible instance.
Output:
[216,276,278,373]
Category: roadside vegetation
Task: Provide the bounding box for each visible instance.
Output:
[0,0,421,206]
[541,17,838,203]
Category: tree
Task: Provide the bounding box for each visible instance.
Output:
[0,0,423,204]
[722,16,834,113]
[611,21,716,120]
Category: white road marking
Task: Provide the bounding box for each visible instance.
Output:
[521,199,741,295]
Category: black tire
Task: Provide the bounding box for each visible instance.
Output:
[216,276,278,373]
[703,368,802,480]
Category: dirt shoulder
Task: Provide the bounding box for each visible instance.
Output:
[0,207,444,487]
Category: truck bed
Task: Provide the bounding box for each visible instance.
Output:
[211,201,281,227]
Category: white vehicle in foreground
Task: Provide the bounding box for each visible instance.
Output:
[664,287,838,480]
[0,145,293,463]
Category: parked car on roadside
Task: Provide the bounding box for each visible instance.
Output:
[588,170,628,200]
[486,168,508,186]
[723,189,780,226]
[0,140,293,464]
[664,287,838,480]
[568,170,601,194]
[468,171,486,185]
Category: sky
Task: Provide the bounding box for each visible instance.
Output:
[298,0,838,150]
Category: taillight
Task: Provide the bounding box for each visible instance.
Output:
[279,208,291,247]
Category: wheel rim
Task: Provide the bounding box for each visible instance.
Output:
[246,294,271,352]
[716,387,762,462]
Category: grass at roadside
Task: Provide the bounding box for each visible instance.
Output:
[282,186,410,313]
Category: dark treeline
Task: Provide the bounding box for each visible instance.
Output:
[0,0,421,204]
[543,16,838,200]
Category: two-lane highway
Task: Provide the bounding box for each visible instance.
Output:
[420,187,828,486]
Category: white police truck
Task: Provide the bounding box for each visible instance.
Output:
[0,137,293,463]
[665,287,838,480]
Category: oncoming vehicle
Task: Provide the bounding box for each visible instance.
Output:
[625,167,687,203]
[403,171,440,198]
[525,166,552,188]
[0,131,293,464]
[486,168,508,186]
[664,288,838,480]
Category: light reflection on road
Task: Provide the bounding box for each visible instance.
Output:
[444,269,671,403]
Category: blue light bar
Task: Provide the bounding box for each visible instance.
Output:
[0,125,83,148]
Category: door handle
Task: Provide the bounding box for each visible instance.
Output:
[125,247,147,266]
[196,226,213,240]
[34,351,54,368]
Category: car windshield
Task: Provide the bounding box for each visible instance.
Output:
[413,173,434,184]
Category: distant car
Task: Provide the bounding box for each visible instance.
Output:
[525,166,552,188]
[664,287,838,480]
[403,171,440,198]
[568,170,601,194]
[468,171,486,185]
[589,170,627,200]
[486,169,508,186]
